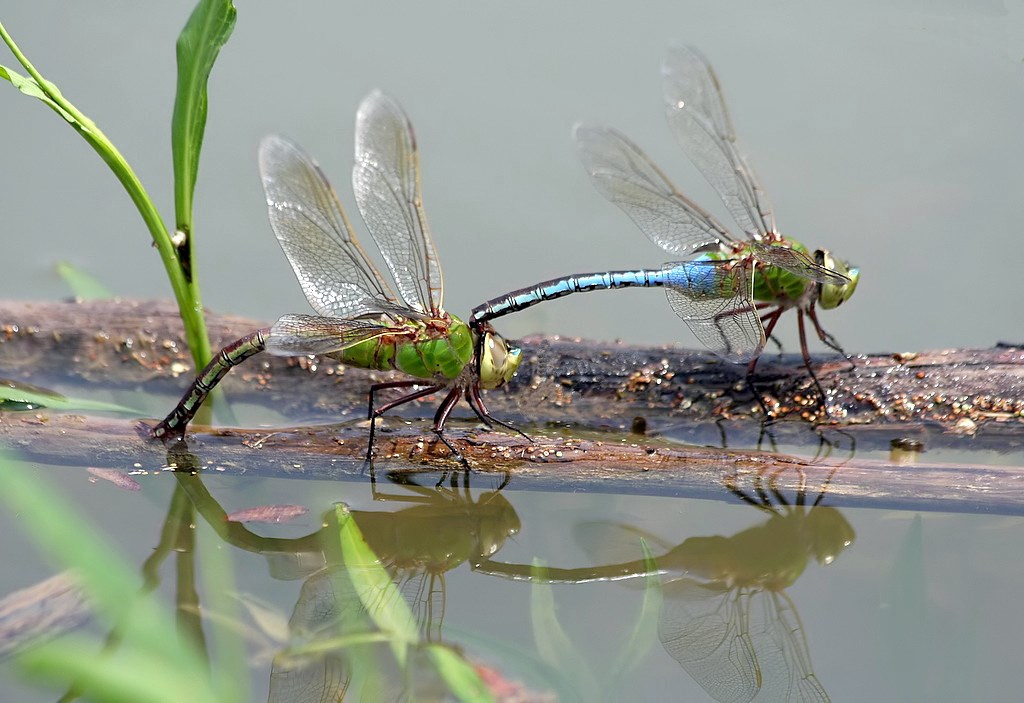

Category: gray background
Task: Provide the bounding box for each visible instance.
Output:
[3,1,1023,354]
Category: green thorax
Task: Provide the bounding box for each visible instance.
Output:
[703,239,813,304]
[328,314,474,381]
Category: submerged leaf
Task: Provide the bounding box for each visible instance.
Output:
[86,468,142,492]
[609,538,662,679]
[226,504,308,524]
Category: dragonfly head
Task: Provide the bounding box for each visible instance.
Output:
[476,328,522,390]
[815,249,860,310]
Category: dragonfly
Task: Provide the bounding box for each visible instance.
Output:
[471,46,859,405]
[151,91,523,463]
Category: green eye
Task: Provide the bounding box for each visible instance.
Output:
[478,332,522,389]
[817,250,860,310]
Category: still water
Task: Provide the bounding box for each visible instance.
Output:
[1,441,1022,701]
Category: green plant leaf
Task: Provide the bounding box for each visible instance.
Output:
[0,63,75,123]
[0,378,140,414]
[609,537,662,679]
[425,644,495,703]
[0,19,214,369]
[196,519,250,702]
[529,559,594,694]
[172,0,236,235]
[55,261,113,300]
[0,452,224,697]
[335,503,418,667]
[19,636,223,703]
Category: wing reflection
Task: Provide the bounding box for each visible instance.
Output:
[476,465,853,703]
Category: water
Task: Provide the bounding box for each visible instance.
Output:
[1,456,1023,701]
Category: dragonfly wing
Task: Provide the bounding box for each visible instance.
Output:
[353,91,443,315]
[663,261,765,364]
[745,591,830,702]
[575,124,736,256]
[750,242,850,285]
[259,136,399,319]
[265,314,395,357]
[659,579,761,703]
[269,569,353,702]
[662,46,776,239]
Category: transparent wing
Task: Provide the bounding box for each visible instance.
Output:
[750,242,851,285]
[353,90,443,315]
[662,261,766,364]
[658,580,760,703]
[265,314,397,357]
[268,569,352,703]
[399,571,445,643]
[259,135,401,319]
[662,45,776,239]
[745,590,830,702]
[574,124,737,257]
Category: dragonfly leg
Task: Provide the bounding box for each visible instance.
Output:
[755,303,785,356]
[432,387,469,467]
[467,384,532,442]
[797,311,830,405]
[807,304,855,370]
[365,381,440,465]
[811,464,842,507]
[723,468,774,511]
[747,308,785,418]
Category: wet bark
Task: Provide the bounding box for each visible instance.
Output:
[1,300,1022,513]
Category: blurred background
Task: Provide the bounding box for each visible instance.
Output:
[3,0,1022,355]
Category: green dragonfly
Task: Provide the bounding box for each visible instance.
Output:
[152,91,523,462]
[471,46,859,402]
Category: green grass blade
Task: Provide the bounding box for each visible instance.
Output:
[196,520,249,702]
[335,504,417,667]
[0,379,140,414]
[609,537,662,679]
[172,0,236,237]
[425,644,496,703]
[0,452,220,696]
[0,20,214,369]
[19,636,222,703]
[55,261,113,300]
[529,559,594,694]
[0,63,74,122]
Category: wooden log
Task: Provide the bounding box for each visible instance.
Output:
[2,299,1021,427]
[1,300,1023,514]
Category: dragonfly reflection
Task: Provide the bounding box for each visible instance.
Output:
[475,465,853,702]
[174,469,520,701]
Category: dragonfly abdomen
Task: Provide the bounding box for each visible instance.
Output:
[151,329,269,438]
[470,269,665,325]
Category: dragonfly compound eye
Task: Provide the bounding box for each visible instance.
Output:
[816,249,860,310]
[478,332,522,389]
